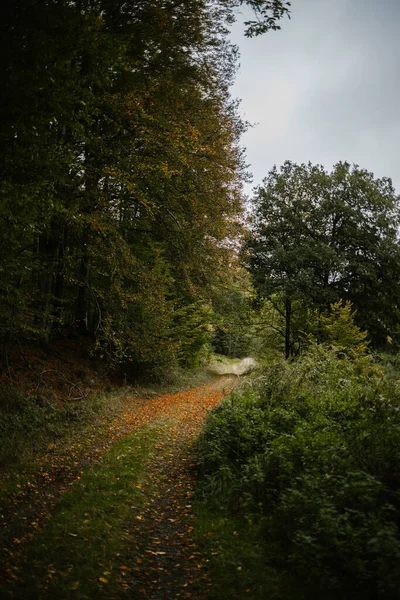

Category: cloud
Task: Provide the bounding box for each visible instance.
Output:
[230,0,400,193]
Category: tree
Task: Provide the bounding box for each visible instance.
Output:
[315,300,369,357]
[0,0,291,373]
[245,161,400,356]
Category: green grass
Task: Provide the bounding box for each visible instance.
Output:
[193,502,281,600]
[3,422,163,600]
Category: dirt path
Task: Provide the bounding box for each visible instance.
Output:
[117,376,237,599]
[1,376,236,597]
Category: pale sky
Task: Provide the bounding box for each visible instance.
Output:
[229,0,400,195]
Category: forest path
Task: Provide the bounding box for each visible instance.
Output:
[117,375,236,599]
[1,375,236,598]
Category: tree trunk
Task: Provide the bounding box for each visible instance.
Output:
[53,224,67,316]
[75,239,89,334]
[38,227,60,344]
[285,297,292,360]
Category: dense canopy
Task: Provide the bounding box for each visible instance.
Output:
[246,161,400,354]
[0,0,290,373]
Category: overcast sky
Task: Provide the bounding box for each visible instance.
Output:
[229,0,400,195]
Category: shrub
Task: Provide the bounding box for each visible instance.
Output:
[197,345,400,598]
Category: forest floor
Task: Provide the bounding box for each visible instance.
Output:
[0,373,237,599]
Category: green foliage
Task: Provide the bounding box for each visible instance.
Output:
[246,160,400,350]
[2,0,289,372]
[241,0,291,37]
[193,503,278,600]
[197,346,400,598]
[254,294,310,358]
[314,300,370,357]
[211,284,256,358]
[93,248,180,377]
[0,0,292,373]
[173,301,214,368]
[254,296,370,360]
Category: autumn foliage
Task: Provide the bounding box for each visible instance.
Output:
[0,0,278,375]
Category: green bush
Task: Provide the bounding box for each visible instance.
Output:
[197,345,400,598]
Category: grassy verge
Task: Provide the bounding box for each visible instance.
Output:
[3,421,163,599]
[193,503,281,600]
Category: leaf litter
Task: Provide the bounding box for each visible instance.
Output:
[1,375,236,597]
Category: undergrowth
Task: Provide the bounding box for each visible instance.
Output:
[0,365,211,469]
[195,345,400,599]
[0,384,129,469]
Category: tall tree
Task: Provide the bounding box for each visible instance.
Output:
[246,161,400,355]
[0,0,291,371]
